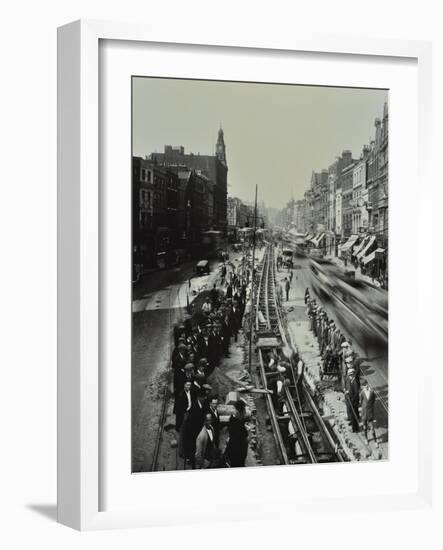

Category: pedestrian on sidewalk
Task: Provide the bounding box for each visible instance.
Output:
[345,369,360,433]
[304,287,310,305]
[220,263,227,285]
[289,269,293,284]
[360,380,378,447]
[226,283,233,300]
[221,314,231,357]
[229,302,241,342]
[285,278,290,301]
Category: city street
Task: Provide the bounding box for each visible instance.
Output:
[130,81,390,471]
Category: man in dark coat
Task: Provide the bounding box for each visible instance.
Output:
[221,315,231,357]
[360,380,378,446]
[203,395,221,447]
[172,344,187,371]
[197,328,211,362]
[175,380,195,432]
[210,284,219,308]
[345,370,360,432]
[225,400,248,467]
[173,365,187,404]
[229,303,242,342]
[185,392,207,467]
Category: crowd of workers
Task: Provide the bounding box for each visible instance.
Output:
[304,288,378,446]
[171,263,250,468]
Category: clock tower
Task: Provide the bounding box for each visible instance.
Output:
[215,126,227,165]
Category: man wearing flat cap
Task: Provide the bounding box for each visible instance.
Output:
[345,369,360,432]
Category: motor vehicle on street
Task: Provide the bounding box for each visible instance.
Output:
[195,259,210,276]
[282,247,294,267]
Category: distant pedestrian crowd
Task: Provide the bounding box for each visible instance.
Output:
[171,263,249,468]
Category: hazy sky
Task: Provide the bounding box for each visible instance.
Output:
[133,77,388,209]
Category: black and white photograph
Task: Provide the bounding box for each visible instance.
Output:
[131,77,389,472]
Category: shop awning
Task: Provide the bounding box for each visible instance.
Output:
[362,251,376,265]
[364,247,385,265]
[357,236,376,260]
[340,234,359,252]
[312,233,325,247]
[352,241,365,257]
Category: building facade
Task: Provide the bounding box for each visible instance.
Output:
[341,161,356,238]
[351,149,369,234]
[276,105,388,285]
[367,103,389,251]
[132,157,180,271]
[150,128,228,231]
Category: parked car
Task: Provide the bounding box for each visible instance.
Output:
[196,260,210,276]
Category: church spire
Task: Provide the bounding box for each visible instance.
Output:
[216,126,227,165]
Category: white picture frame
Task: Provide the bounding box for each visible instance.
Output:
[57,19,433,531]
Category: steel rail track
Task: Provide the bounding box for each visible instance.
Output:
[255,250,289,465]
[254,244,344,464]
[272,246,345,462]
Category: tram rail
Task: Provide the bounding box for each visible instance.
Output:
[254,243,346,464]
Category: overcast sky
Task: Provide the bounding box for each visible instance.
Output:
[133,77,388,209]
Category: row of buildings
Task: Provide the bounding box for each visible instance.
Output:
[227,197,269,240]
[133,129,228,271]
[283,103,389,280]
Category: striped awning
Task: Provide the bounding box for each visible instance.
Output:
[364,247,385,265]
[362,251,376,265]
[340,234,359,252]
[312,233,325,247]
[357,236,376,260]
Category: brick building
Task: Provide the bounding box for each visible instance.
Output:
[150,128,228,231]
[132,157,180,271]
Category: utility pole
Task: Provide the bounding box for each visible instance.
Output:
[248,184,258,373]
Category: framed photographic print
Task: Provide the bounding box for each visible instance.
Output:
[57,19,433,530]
